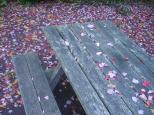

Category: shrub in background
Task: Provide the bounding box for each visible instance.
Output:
[0,0,7,7]
[17,0,38,5]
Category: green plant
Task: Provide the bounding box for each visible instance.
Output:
[17,0,37,5]
[0,0,7,7]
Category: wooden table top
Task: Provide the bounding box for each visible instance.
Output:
[43,20,154,115]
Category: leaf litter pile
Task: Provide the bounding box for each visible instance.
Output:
[0,1,154,115]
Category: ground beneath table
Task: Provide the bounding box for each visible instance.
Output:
[0,1,154,114]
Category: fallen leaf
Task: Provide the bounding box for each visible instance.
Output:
[87,24,94,28]
[107,43,113,47]
[104,75,110,80]
[122,72,127,76]
[142,80,150,87]
[138,110,144,115]
[98,62,108,69]
[148,96,153,101]
[65,41,69,46]
[81,32,86,36]
[38,96,41,101]
[145,101,152,107]
[44,96,49,100]
[96,42,100,47]
[66,100,72,105]
[139,94,147,101]
[148,90,154,94]
[107,89,115,95]
[132,96,138,103]
[108,71,117,79]
[132,78,139,84]
[96,52,102,55]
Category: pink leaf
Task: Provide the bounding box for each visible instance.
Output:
[44,96,49,100]
[142,80,150,87]
[139,94,147,101]
[145,100,152,107]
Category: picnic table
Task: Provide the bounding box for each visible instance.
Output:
[13,21,154,115]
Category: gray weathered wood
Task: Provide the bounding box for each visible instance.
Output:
[13,52,61,115]
[43,26,110,115]
[44,26,134,115]
[46,64,64,91]
[67,24,152,114]
[90,21,154,87]
[12,55,44,115]
[25,52,61,115]
[75,21,154,89]
[100,21,154,73]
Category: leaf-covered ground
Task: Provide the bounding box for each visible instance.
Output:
[0,1,153,114]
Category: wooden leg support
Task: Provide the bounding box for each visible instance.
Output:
[45,64,64,91]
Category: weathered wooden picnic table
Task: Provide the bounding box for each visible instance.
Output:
[13,21,154,115]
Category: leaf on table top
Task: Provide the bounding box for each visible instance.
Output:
[87,24,94,29]
[142,80,150,87]
[122,72,127,76]
[97,62,108,69]
[96,51,102,56]
[132,96,138,103]
[107,42,113,47]
[64,41,69,46]
[107,88,115,95]
[107,70,117,79]
[138,110,144,115]
[80,32,86,36]
[132,78,139,84]
[145,100,152,107]
[95,42,100,47]
[44,96,49,100]
[139,94,147,101]
[148,90,154,94]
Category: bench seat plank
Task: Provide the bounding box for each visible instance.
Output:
[25,52,61,115]
[13,55,44,115]
[13,52,61,115]
[43,27,110,115]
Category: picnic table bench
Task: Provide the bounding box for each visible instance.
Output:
[13,21,154,115]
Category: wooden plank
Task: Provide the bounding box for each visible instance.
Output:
[25,52,61,115]
[56,25,135,115]
[49,64,64,90]
[43,26,110,115]
[80,21,154,92]
[12,55,44,115]
[67,23,152,114]
[93,21,154,85]
[100,21,154,73]
[76,21,154,88]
